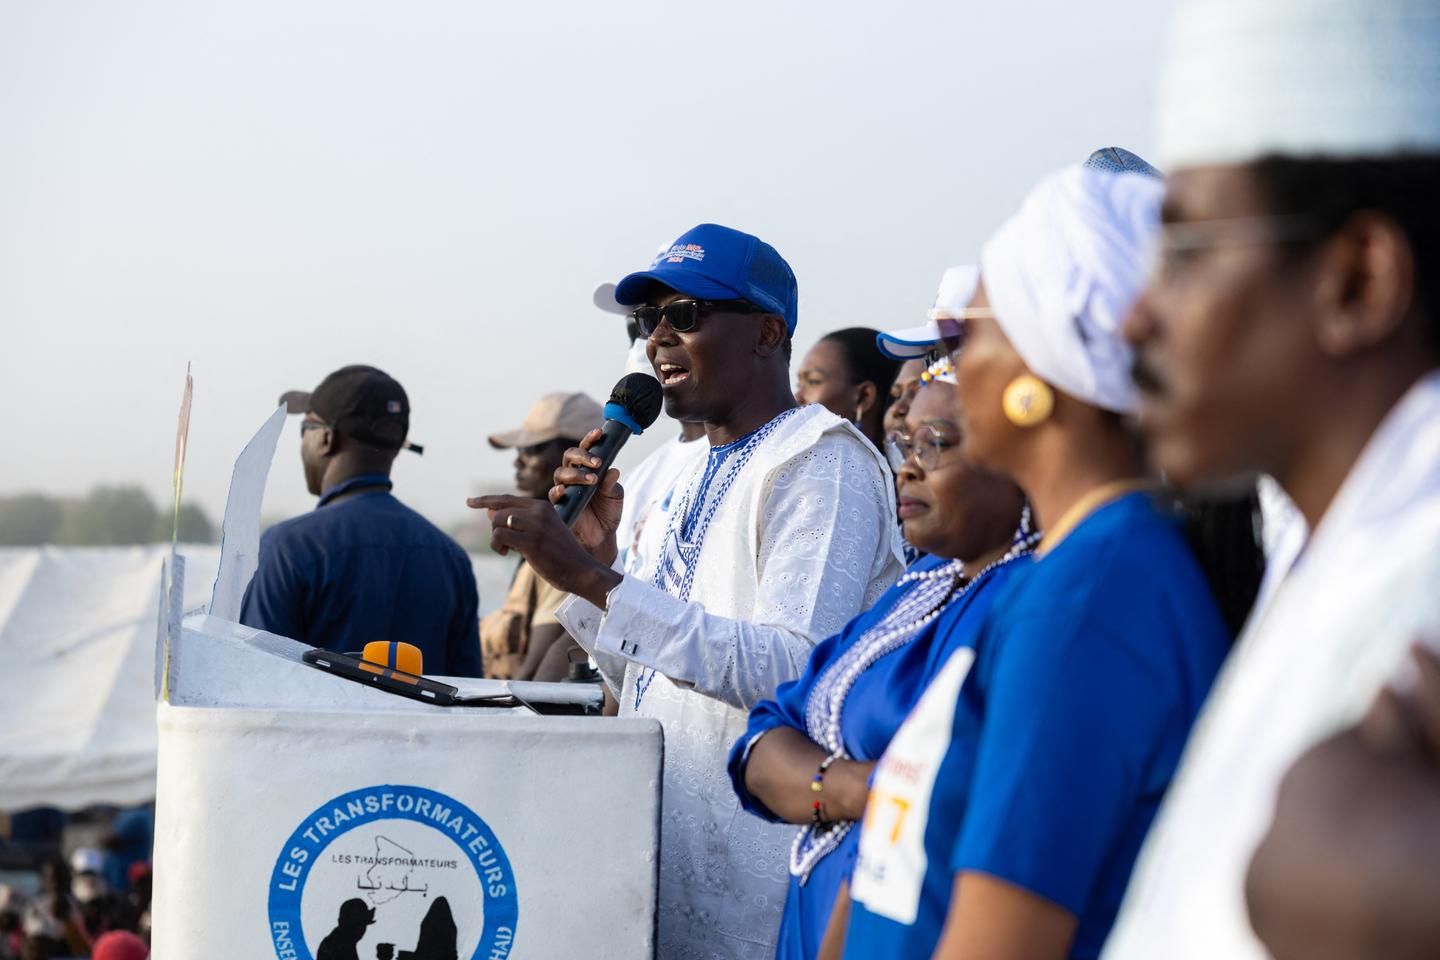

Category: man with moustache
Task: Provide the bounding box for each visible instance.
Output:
[1103,1,1440,957]
[469,223,903,959]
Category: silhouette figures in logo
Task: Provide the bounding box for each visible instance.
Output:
[393,896,458,960]
[316,898,376,960]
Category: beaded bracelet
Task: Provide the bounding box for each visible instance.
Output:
[810,753,841,825]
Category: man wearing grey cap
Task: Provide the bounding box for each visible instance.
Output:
[1104,1,1440,957]
[480,392,602,681]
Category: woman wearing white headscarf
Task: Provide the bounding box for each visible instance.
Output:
[825,166,1243,960]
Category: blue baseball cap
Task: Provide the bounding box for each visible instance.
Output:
[613,223,799,333]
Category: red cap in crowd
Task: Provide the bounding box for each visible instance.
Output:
[93,930,150,960]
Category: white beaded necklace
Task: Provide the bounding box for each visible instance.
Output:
[789,507,1040,883]
[632,406,803,711]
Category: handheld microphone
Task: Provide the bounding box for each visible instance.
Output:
[553,373,664,527]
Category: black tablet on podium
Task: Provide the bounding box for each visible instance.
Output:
[301,647,462,706]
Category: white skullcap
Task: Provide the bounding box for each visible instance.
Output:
[1158,0,1440,169]
[876,265,979,360]
[980,165,1163,415]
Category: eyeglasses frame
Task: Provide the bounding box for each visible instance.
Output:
[886,421,963,472]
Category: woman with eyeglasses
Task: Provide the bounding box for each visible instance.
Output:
[728,353,1037,960]
[830,166,1253,960]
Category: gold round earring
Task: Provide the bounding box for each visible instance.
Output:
[1002,374,1055,428]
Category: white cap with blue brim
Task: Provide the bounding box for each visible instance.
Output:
[876,264,980,360]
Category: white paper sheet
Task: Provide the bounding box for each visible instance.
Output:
[209,404,286,621]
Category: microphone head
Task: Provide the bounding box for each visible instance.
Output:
[609,373,664,431]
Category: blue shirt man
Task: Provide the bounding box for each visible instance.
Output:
[240,365,481,677]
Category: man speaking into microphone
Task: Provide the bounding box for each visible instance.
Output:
[468,224,902,960]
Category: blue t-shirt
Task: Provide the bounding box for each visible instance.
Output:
[728,552,1022,960]
[844,493,1229,960]
[239,477,482,678]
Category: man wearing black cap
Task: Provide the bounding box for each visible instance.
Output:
[240,365,481,677]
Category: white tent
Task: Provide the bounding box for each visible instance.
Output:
[0,545,220,813]
[0,545,513,813]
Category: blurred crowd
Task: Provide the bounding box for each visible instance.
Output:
[0,807,152,960]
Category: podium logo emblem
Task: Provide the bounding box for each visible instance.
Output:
[268,784,518,960]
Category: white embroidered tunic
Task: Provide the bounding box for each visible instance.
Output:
[1103,371,1440,960]
[615,432,709,576]
[557,404,904,960]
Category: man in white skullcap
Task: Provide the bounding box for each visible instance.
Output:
[1105,1,1440,957]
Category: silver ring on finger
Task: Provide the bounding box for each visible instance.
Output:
[506,513,515,530]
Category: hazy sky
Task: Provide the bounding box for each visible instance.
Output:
[0,0,1174,527]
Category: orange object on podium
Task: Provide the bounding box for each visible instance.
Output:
[360,640,423,682]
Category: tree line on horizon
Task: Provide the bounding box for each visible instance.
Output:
[0,487,217,546]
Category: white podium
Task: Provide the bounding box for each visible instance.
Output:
[152,615,662,960]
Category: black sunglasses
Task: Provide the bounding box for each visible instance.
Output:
[627,299,762,338]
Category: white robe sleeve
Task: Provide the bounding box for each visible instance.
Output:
[591,437,899,711]
[554,577,630,698]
